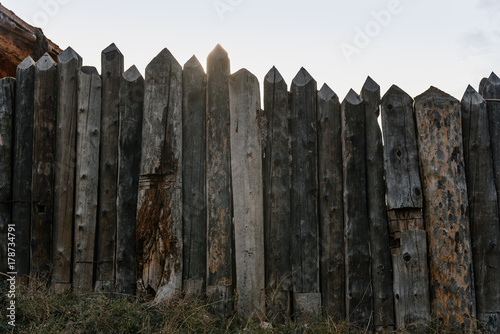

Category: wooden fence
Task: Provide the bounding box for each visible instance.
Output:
[0,44,499,333]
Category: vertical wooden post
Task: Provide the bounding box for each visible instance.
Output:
[136,48,183,301]
[463,84,500,333]
[262,67,292,323]
[182,56,207,296]
[13,56,35,280]
[206,44,233,315]
[381,85,430,331]
[96,43,124,292]
[341,89,373,327]
[73,66,101,293]
[115,65,144,295]
[230,68,265,320]
[0,77,15,275]
[361,77,395,332]
[290,68,320,321]
[31,53,57,278]
[317,83,344,319]
[52,47,82,294]
[414,87,476,331]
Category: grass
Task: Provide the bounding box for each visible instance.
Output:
[0,278,488,333]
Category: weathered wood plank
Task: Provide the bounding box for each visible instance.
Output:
[414,87,476,331]
[73,66,101,293]
[0,77,15,275]
[13,56,35,280]
[361,77,394,333]
[52,47,81,294]
[95,43,124,293]
[381,85,430,330]
[317,83,344,319]
[262,67,292,323]
[205,44,233,315]
[137,48,183,301]
[229,68,265,320]
[115,65,143,295]
[182,55,207,296]
[341,89,373,327]
[31,53,57,278]
[462,85,500,333]
[290,68,320,321]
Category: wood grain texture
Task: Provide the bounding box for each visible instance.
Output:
[462,85,500,333]
[317,83,344,319]
[115,65,143,295]
[73,66,101,292]
[13,56,35,279]
[52,47,81,293]
[414,87,476,331]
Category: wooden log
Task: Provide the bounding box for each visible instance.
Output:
[262,66,292,323]
[73,66,101,292]
[0,77,15,275]
[462,85,500,333]
[317,83,344,319]
[414,87,476,331]
[95,43,124,293]
[229,68,265,320]
[341,89,373,327]
[13,56,35,280]
[52,47,81,294]
[182,55,207,296]
[205,44,233,315]
[361,77,394,332]
[115,65,143,295]
[136,48,183,301]
[290,67,320,321]
[381,85,430,330]
[479,77,487,96]
[31,53,57,278]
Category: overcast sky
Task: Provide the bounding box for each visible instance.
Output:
[3,0,499,100]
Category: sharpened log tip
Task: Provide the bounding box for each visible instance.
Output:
[264,66,284,84]
[292,67,315,87]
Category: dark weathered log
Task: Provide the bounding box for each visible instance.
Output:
[182,56,207,296]
[31,53,57,277]
[205,44,233,315]
[361,77,394,332]
[229,68,265,320]
[13,56,35,279]
[262,67,292,323]
[52,47,81,294]
[95,43,124,293]
[0,77,15,275]
[479,77,487,96]
[317,83,344,319]
[341,89,373,327]
[462,85,500,333]
[115,65,143,295]
[290,67,320,321]
[73,66,101,293]
[137,48,183,301]
[414,87,476,331]
[381,85,430,330]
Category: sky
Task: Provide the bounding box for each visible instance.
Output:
[2,0,499,100]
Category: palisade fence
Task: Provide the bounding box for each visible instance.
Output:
[0,43,499,333]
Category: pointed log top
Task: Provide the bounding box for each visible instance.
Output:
[292,67,315,87]
[362,76,379,92]
[58,47,81,64]
[123,65,143,82]
[383,84,410,98]
[414,86,458,103]
[18,56,35,70]
[483,72,500,99]
[147,48,181,69]
[102,43,122,55]
[81,66,99,76]
[36,53,56,70]
[462,85,484,104]
[318,83,337,101]
[264,66,285,84]
[184,55,203,69]
[488,72,500,83]
[208,44,228,60]
[232,68,257,81]
[344,89,363,105]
